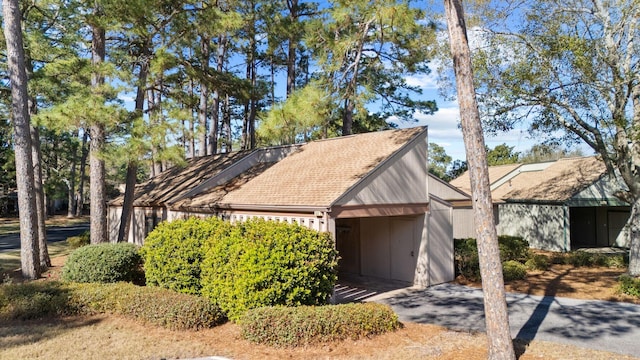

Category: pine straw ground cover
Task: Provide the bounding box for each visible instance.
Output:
[0,256,637,359]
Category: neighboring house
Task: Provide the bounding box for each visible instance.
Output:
[450,157,631,252]
[108,127,455,288]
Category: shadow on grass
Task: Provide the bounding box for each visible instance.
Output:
[0,316,104,349]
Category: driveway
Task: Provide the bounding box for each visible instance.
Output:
[0,223,89,252]
[364,283,640,357]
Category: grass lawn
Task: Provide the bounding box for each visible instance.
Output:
[0,241,74,277]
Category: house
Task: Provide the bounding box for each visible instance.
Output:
[108,127,455,288]
[450,157,631,252]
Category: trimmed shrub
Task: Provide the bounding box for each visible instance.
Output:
[454,235,530,281]
[566,251,596,267]
[67,230,90,249]
[498,235,530,262]
[240,303,400,347]
[201,219,339,321]
[525,254,550,271]
[0,282,70,320]
[502,260,527,281]
[67,282,226,330]
[604,253,628,268]
[61,243,143,284]
[618,275,640,298]
[140,217,231,295]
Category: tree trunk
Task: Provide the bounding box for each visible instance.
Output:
[89,18,107,244]
[444,0,516,359]
[67,132,78,218]
[117,44,149,243]
[3,0,40,279]
[30,126,50,267]
[75,131,88,217]
[629,196,640,276]
[198,36,210,157]
[208,36,226,155]
[117,162,137,243]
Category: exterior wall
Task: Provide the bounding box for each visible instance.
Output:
[428,175,469,201]
[336,132,428,206]
[453,207,475,239]
[427,200,454,286]
[107,206,122,243]
[498,203,567,252]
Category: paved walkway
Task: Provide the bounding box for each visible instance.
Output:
[363,283,640,357]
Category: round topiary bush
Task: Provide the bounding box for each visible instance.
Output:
[61,243,143,283]
[201,219,339,321]
[502,260,527,281]
[139,217,231,295]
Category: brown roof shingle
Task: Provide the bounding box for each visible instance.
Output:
[111,150,252,206]
[216,127,426,208]
[496,157,605,202]
[449,163,522,194]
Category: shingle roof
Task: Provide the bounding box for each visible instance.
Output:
[449,163,522,194]
[110,150,252,206]
[496,157,605,202]
[215,127,426,208]
[450,157,607,203]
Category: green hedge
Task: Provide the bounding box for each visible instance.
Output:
[0,281,225,330]
[618,275,640,298]
[525,254,550,271]
[61,243,143,284]
[67,282,226,330]
[0,282,70,320]
[454,235,530,281]
[201,219,339,321]
[240,303,400,346]
[67,230,90,249]
[502,260,527,281]
[140,217,231,295]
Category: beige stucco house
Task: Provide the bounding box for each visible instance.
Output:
[108,127,455,288]
[450,157,631,251]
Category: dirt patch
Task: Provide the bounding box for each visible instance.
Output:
[456,264,640,305]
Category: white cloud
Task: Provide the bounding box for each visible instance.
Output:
[405,73,439,89]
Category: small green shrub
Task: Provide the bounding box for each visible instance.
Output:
[525,254,550,271]
[0,282,70,320]
[454,236,530,281]
[240,303,400,347]
[502,260,527,281]
[550,252,568,265]
[604,254,628,268]
[498,235,530,262]
[201,219,339,321]
[454,238,480,281]
[618,275,640,298]
[67,282,226,330]
[61,243,143,284]
[140,217,231,295]
[67,230,90,249]
[567,251,596,267]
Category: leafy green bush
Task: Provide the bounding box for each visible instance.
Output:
[0,282,70,320]
[454,235,530,281]
[201,219,339,321]
[68,282,226,330]
[604,253,628,268]
[498,235,530,262]
[61,243,143,284]
[525,254,550,271]
[618,275,640,298]
[140,217,231,295]
[454,238,480,281]
[567,251,598,267]
[67,230,90,249]
[1,281,225,330]
[502,260,527,281]
[240,303,400,346]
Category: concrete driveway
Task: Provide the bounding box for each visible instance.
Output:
[363,283,640,357]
